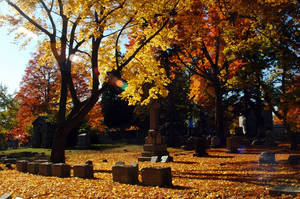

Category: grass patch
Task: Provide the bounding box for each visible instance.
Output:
[0,148,51,155]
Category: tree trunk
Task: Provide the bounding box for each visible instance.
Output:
[50,128,67,163]
[215,88,225,145]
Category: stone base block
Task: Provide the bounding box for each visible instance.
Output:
[112,164,138,184]
[141,167,172,187]
[16,160,28,172]
[73,164,93,178]
[52,163,70,178]
[38,162,52,176]
[27,162,39,174]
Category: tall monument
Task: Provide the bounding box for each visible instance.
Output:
[138,101,170,162]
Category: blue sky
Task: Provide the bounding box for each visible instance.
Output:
[0,2,38,95]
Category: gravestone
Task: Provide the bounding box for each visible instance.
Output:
[16,160,28,172]
[259,152,277,164]
[73,164,93,178]
[112,164,138,184]
[76,133,90,149]
[38,162,52,176]
[115,161,125,166]
[141,167,172,187]
[269,185,300,197]
[138,101,171,162]
[32,116,55,148]
[52,163,70,178]
[27,162,39,174]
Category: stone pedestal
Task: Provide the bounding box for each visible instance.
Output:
[141,167,172,187]
[39,162,52,176]
[73,164,93,179]
[27,162,39,174]
[138,101,171,162]
[52,163,70,178]
[16,160,28,172]
[112,164,138,184]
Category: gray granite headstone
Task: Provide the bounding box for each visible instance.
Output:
[259,152,277,164]
[269,185,300,196]
[150,156,159,163]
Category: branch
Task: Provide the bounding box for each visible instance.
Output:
[39,0,56,35]
[118,18,170,71]
[115,17,133,69]
[6,0,52,37]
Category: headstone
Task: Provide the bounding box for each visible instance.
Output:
[27,162,39,174]
[193,137,208,157]
[210,136,221,147]
[16,160,28,172]
[73,164,93,179]
[76,133,90,149]
[5,163,12,169]
[226,136,244,153]
[161,156,173,163]
[259,152,277,164]
[141,167,172,187]
[112,164,138,184]
[38,162,52,176]
[150,156,159,163]
[0,193,12,199]
[138,101,171,162]
[269,185,300,197]
[52,163,70,178]
[264,129,277,147]
[288,155,300,165]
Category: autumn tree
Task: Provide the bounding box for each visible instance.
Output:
[2,0,179,162]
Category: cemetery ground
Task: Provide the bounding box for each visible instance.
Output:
[0,144,300,199]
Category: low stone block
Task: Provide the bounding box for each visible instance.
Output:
[141,167,172,187]
[52,163,70,178]
[3,158,17,164]
[0,193,12,199]
[27,162,39,174]
[73,164,93,179]
[288,155,300,165]
[269,184,300,197]
[259,152,277,164]
[38,162,52,176]
[112,164,138,184]
[16,160,28,172]
[114,161,125,166]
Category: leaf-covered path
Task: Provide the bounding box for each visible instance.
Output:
[1,146,299,198]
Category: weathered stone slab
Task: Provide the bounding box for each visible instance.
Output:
[38,162,52,176]
[161,155,173,163]
[27,162,39,174]
[52,163,70,178]
[16,160,28,172]
[269,184,300,196]
[141,167,172,187]
[0,193,12,199]
[288,155,300,165]
[112,164,138,184]
[259,152,277,164]
[73,164,93,179]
